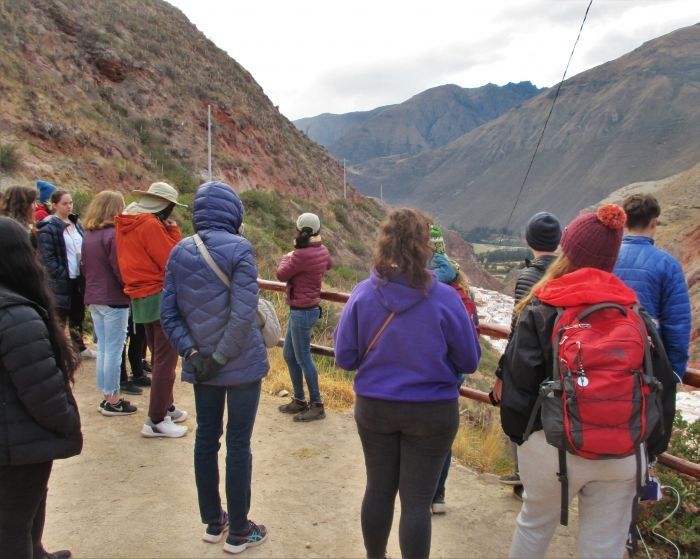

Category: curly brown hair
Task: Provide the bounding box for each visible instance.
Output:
[0,185,36,226]
[372,208,433,290]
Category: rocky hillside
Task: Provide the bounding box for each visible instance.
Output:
[0,0,498,290]
[294,82,542,165]
[349,24,700,231]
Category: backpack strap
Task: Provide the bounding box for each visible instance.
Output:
[193,234,229,288]
[558,449,569,526]
[577,302,627,320]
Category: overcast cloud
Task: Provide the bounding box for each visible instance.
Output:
[166,0,700,120]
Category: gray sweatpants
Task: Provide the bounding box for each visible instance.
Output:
[510,430,640,559]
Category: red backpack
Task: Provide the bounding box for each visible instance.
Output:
[524,302,662,525]
[449,281,480,333]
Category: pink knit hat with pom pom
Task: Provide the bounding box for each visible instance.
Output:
[560,204,627,272]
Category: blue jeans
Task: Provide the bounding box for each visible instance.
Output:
[283,307,322,403]
[193,380,261,533]
[89,305,129,396]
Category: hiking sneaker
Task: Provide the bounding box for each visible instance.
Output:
[167,404,188,423]
[141,359,153,373]
[278,398,308,414]
[513,484,524,502]
[120,381,143,395]
[203,510,229,543]
[100,399,137,417]
[98,400,106,412]
[41,550,72,559]
[431,497,446,515]
[80,348,97,359]
[223,521,268,554]
[141,417,188,438]
[499,473,521,485]
[294,402,325,422]
[131,374,151,387]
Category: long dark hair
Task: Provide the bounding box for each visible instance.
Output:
[0,217,78,382]
[372,208,433,290]
[295,227,315,248]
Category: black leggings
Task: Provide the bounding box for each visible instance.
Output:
[0,461,53,559]
[120,314,148,382]
[57,278,86,353]
[354,396,459,559]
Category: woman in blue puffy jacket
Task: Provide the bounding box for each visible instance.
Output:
[161,181,269,554]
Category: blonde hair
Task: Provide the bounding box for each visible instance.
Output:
[514,254,579,314]
[83,191,125,230]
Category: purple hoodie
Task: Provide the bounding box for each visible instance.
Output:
[334,269,481,402]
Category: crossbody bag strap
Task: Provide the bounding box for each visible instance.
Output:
[193,233,229,288]
[362,312,396,360]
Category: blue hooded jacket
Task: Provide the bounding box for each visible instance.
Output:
[161,182,269,386]
[614,235,690,379]
[334,269,481,401]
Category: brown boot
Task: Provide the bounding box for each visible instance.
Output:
[294,402,325,422]
[278,398,308,414]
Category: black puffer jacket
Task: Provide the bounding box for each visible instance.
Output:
[495,255,557,379]
[0,286,83,465]
[36,214,83,310]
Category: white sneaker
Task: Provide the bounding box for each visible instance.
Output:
[141,417,188,438]
[81,348,97,359]
[167,405,188,423]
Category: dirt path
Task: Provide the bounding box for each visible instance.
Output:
[43,361,578,558]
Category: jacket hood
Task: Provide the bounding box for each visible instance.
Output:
[35,214,68,231]
[535,267,638,307]
[115,212,156,233]
[369,268,435,314]
[0,285,47,317]
[193,182,243,234]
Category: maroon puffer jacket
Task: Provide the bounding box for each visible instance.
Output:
[276,240,333,308]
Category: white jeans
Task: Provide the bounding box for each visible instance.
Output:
[510,430,640,559]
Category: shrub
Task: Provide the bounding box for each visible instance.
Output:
[0,143,21,174]
[638,416,699,557]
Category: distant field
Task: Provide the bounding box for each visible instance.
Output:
[471,243,525,255]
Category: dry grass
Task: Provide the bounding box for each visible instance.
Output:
[262,343,514,475]
[262,348,356,411]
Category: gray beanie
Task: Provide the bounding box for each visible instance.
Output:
[525,212,562,252]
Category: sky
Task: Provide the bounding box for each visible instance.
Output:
[166,0,700,120]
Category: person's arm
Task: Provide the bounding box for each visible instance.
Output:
[500,304,551,444]
[106,231,123,285]
[333,295,361,371]
[141,218,180,273]
[37,224,62,279]
[160,244,197,356]
[658,259,691,379]
[276,250,299,282]
[1,306,81,437]
[444,291,481,375]
[213,241,260,362]
[639,310,677,457]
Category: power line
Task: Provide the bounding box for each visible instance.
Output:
[501,0,594,237]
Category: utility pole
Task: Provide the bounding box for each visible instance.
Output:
[343,158,347,199]
[207,105,212,181]
[380,183,383,202]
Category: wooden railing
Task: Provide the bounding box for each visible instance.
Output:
[259,279,700,478]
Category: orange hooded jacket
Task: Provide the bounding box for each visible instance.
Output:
[115,213,182,299]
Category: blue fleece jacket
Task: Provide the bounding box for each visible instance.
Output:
[614,235,690,379]
[333,269,480,401]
